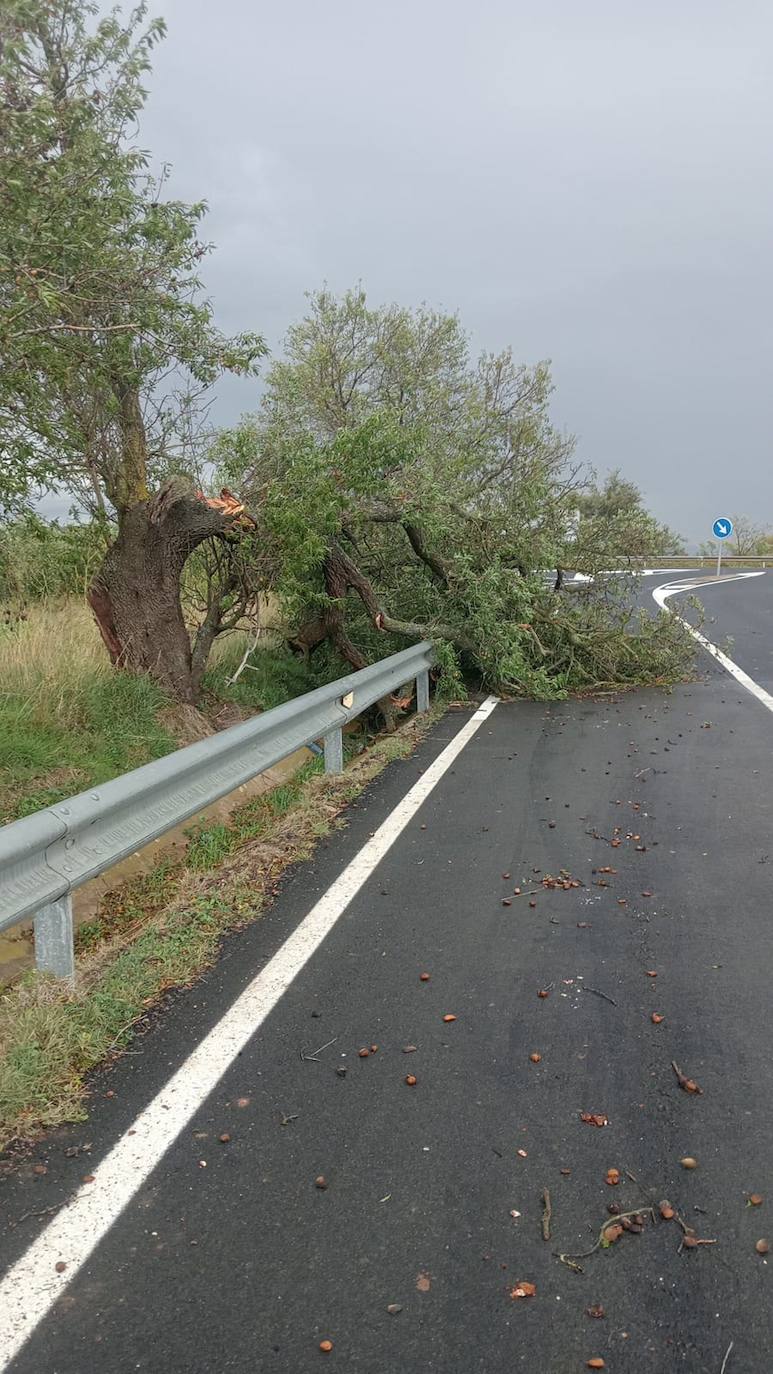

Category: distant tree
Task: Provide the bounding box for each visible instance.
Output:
[728,515,772,557]
[574,471,684,561]
[0,1,266,701]
[698,514,773,558]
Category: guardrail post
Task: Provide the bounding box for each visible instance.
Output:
[324,728,344,775]
[416,668,430,713]
[33,895,75,980]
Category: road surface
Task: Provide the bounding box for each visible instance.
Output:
[1,572,772,1373]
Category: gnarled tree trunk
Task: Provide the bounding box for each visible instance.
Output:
[87,479,240,704]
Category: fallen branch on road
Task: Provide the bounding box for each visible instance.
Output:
[582,987,618,1008]
[541,1188,552,1242]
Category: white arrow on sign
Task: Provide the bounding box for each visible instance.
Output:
[716,521,730,536]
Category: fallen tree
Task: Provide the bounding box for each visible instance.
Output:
[214,289,694,699]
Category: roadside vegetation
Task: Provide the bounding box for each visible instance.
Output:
[0,713,438,1150]
[0,594,321,823]
[697,514,773,559]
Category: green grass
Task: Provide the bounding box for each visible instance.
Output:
[0,605,322,824]
[202,640,319,713]
[182,761,323,871]
[0,711,441,1150]
[0,673,176,821]
[1,891,242,1134]
[0,602,177,822]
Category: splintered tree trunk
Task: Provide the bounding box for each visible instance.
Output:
[88,481,235,704]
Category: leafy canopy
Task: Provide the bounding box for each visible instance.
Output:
[215,288,693,698]
[0,0,265,515]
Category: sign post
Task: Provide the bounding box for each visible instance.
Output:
[712,517,733,576]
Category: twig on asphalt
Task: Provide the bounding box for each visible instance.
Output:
[300,1036,338,1062]
[278,1111,299,1127]
[582,986,618,1007]
[678,1235,717,1254]
[555,1207,655,1270]
[12,1200,66,1228]
[624,1169,659,1211]
[626,1169,705,1240]
[720,1341,734,1374]
[541,1188,552,1242]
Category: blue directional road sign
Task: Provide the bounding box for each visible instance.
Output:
[713,517,733,540]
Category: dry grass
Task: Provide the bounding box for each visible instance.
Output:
[0,601,313,822]
[0,600,248,718]
[0,600,108,717]
[0,601,176,822]
[0,710,442,1152]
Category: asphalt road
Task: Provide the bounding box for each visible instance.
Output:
[1,573,773,1373]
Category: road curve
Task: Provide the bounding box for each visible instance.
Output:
[1,576,772,1373]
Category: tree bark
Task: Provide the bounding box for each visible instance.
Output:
[87,479,239,704]
[402,523,451,585]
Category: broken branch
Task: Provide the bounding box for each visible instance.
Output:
[582,987,618,1007]
[541,1188,552,1242]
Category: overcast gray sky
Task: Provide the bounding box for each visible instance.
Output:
[139,0,772,545]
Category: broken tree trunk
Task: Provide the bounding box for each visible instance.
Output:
[88,479,249,704]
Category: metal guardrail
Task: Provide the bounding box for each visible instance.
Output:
[629,555,771,569]
[0,642,433,979]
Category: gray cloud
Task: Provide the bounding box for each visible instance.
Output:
[140,0,773,543]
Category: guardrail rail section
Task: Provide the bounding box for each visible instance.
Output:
[0,643,434,978]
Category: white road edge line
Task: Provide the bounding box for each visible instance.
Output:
[653,572,773,714]
[0,695,499,1367]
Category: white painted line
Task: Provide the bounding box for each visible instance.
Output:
[0,696,499,1367]
[653,573,773,715]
